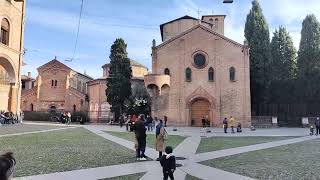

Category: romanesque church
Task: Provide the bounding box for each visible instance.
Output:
[144,15,251,127]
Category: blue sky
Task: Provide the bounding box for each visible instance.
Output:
[23,0,320,79]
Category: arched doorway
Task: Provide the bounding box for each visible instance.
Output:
[49,105,57,114]
[0,56,16,112]
[191,99,211,127]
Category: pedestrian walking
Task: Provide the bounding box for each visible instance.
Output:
[164,116,168,127]
[229,116,235,133]
[223,117,228,133]
[315,117,320,135]
[66,112,71,125]
[160,146,176,180]
[156,120,167,161]
[125,115,131,131]
[133,114,147,160]
[147,115,153,131]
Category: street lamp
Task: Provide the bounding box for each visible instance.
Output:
[223,0,233,3]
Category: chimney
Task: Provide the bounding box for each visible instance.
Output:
[152,39,156,47]
[28,72,31,78]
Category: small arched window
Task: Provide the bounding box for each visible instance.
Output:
[1,18,10,45]
[208,67,214,81]
[215,18,219,28]
[51,80,54,87]
[55,80,58,87]
[164,68,170,75]
[30,103,34,111]
[230,67,236,81]
[73,104,76,112]
[186,67,192,81]
[209,18,213,22]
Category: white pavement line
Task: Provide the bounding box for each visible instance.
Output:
[0,127,77,138]
[180,162,255,180]
[192,135,319,162]
[140,167,186,180]
[84,127,158,159]
[15,161,158,180]
[174,136,201,158]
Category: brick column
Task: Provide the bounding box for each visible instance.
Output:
[8,83,17,113]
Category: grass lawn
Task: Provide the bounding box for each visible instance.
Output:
[0,124,66,135]
[197,136,296,153]
[100,172,145,180]
[201,138,320,180]
[0,127,136,177]
[105,131,186,149]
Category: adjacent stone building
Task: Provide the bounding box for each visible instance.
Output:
[144,15,251,127]
[0,0,25,113]
[21,59,93,113]
[87,60,148,122]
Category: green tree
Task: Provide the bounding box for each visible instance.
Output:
[269,26,297,103]
[125,83,151,115]
[106,38,132,121]
[244,0,271,111]
[297,14,320,103]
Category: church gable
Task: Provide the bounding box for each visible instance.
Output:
[155,24,247,51]
[37,59,71,74]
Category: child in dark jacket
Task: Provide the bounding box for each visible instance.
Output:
[160,146,176,180]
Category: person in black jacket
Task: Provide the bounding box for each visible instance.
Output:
[0,152,16,180]
[160,146,176,180]
[133,114,147,160]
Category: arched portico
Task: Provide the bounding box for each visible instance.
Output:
[0,56,17,112]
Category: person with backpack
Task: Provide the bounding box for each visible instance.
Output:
[156,120,167,161]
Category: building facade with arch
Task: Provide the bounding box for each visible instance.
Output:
[20,59,93,113]
[144,15,251,127]
[87,60,148,122]
[0,0,25,113]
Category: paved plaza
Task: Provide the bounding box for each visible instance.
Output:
[0,122,312,180]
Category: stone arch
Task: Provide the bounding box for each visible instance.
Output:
[161,84,170,95]
[147,84,159,97]
[185,87,217,126]
[0,55,16,84]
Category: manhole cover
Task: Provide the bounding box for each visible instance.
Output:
[176,157,186,160]
[176,163,183,167]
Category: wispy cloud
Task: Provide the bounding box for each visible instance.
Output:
[24,0,320,78]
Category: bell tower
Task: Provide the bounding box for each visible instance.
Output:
[201,15,226,35]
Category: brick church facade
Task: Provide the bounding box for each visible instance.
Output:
[144,15,251,127]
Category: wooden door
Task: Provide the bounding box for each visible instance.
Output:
[191,99,210,126]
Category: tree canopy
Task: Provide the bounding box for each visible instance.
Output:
[106,38,132,120]
[244,0,271,109]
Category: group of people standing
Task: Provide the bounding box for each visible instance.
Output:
[131,114,176,180]
[60,112,71,125]
[222,116,242,133]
